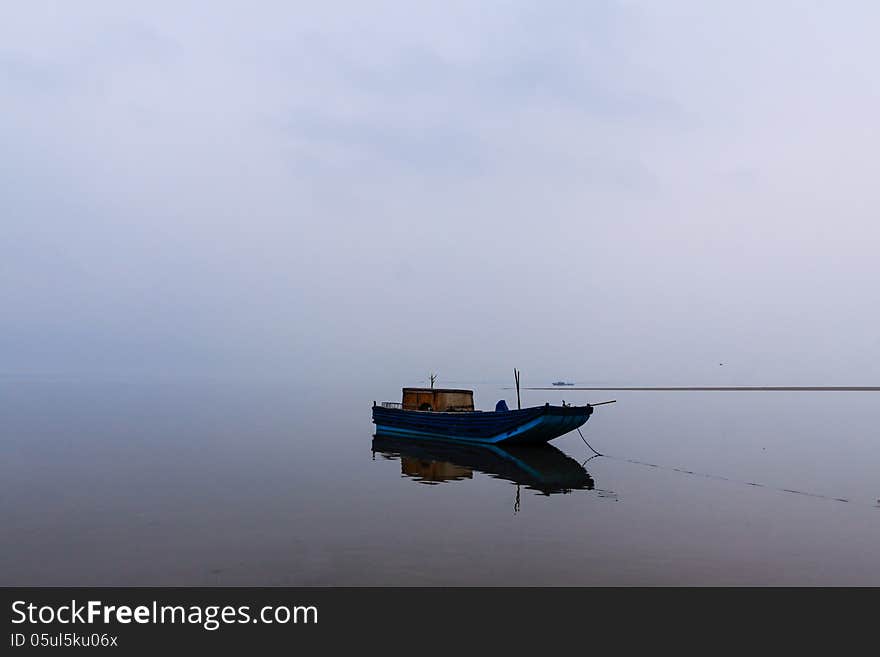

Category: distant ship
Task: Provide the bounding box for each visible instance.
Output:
[551,381,574,386]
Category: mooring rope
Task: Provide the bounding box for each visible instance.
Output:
[577,426,603,457]
[594,452,875,507]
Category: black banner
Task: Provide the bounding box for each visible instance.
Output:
[2,588,873,653]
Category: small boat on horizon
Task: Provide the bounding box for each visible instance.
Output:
[552,381,574,386]
[372,387,593,446]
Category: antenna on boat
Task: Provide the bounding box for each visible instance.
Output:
[513,368,521,409]
[429,373,437,389]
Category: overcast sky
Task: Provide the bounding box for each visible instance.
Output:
[2,1,878,385]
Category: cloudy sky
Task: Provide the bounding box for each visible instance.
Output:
[2,1,878,385]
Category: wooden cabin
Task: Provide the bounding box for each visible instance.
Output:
[402,388,474,412]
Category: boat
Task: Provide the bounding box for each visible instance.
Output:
[371,435,594,495]
[372,387,593,445]
[552,381,574,386]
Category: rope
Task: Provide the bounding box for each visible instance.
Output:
[577,426,602,457]
[606,455,865,506]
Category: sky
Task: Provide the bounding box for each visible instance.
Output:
[2,1,879,386]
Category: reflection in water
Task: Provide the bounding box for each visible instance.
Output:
[371,435,595,496]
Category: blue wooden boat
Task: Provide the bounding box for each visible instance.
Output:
[372,387,593,446]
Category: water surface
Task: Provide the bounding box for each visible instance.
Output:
[2,380,878,585]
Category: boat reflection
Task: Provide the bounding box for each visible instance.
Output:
[372,435,594,496]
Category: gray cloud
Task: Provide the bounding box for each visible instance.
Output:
[2,1,879,385]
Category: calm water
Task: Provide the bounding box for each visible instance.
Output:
[2,380,879,585]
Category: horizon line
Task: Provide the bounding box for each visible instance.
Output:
[520,386,880,391]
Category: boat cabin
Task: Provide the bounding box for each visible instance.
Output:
[402,388,474,412]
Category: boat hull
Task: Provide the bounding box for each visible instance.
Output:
[372,403,593,445]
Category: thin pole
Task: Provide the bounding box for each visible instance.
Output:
[514,368,521,410]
